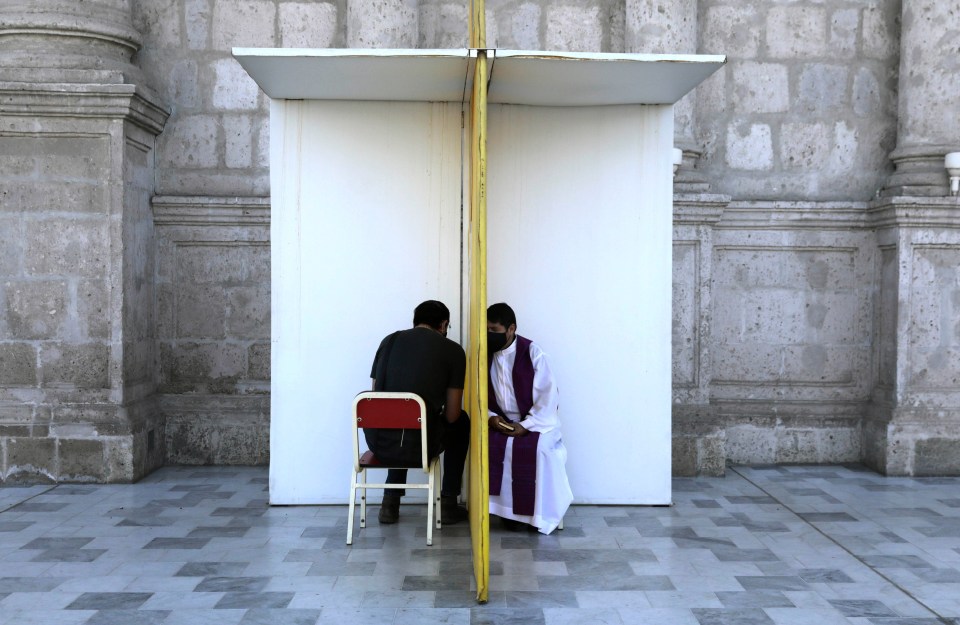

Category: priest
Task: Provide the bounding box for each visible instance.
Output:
[487,302,573,534]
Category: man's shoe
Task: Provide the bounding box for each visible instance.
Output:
[378,494,400,524]
[440,496,468,524]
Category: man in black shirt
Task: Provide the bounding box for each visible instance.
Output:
[368,300,470,524]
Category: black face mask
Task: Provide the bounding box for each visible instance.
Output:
[487,331,508,354]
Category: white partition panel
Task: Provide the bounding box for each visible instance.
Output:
[487,104,673,504]
[270,99,463,504]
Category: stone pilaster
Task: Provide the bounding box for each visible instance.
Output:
[865,197,960,475]
[671,194,728,475]
[347,0,420,48]
[0,0,168,482]
[883,1,960,196]
[626,0,706,191]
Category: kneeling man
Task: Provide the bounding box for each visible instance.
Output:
[487,302,573,534]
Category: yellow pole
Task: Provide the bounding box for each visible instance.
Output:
[467,0,489,605]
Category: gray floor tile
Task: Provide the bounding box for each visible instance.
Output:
[692,608,776,625]
[2,465,960,625]
[84,610,171,625]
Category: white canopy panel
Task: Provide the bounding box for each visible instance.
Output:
[233,48,725,105]
[232,48,474,102]
[488,50,726,106]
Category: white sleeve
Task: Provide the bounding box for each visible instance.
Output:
[520,343,560,433]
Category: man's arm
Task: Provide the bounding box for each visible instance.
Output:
[444,388,463,423]
[518,344,560,432]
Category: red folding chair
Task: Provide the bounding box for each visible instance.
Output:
[348,391,442,545]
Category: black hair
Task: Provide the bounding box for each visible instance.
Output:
[487,302,517,328]
[413,300,450,330]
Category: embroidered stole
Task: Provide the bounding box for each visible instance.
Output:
[489,336,540,516]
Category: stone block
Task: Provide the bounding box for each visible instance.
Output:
[828,121,859,172]
[0,343,37,386]
[248,342,270,380]
[226,285,270,339]
[103,436,135,482]
[279,2,338,48]
[58,438,106,481]
[852,67,881,117]
[186,0,211,50]
[781,122,831,170]
[0,179,107,215]
[0,135,108,198]
[797,64,848,113]
[132,0,182,48]
[0,217,20,275]
[511,3,541,50]
[732,62,789,114]
[212,58,261,111]
[828,8,858,59]
[77,280,110,339]
[766,6,827,59]
[347,0,418,48]
[725,123,772,171]
[40,342,110,389]
[223,115,253,169]
[672,241,697,386]
[167,59,200,109]
[711,342,782,383]
[774,429,819,463]
[24,220,109,279]
[212,0,276,49]
[5,436,56,483]
[158,115,219,169]
[725,424,775,465]
[160,342,246,394]
[862,5,897,60]
[4,280,68,339]
[702,5,759,58]
[175,283,227,339]
[672,436,697,476]
[419,2,469,48]
[818,427,860,463]
[255,115,270,168]
[176,242,267,285]
[545,5,602,52]
[915,438,960,476]
[779,345,859,385]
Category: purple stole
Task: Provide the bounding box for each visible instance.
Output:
[489,336,540,516]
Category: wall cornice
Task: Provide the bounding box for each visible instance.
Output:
[866,196,960,229]
[153,196,271,227]
[716,201,868,230]
[0,81,168,135]
[673,193,729,226]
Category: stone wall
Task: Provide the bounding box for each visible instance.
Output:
[2,0,959,479]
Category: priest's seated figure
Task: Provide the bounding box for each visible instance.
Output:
[486,302,573,534]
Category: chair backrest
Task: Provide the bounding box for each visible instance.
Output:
[355,393,425,429]
[352,392,429,472]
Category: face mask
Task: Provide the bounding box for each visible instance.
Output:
[487,331,508,354]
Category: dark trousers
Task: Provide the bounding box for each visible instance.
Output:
[386,411,470,499]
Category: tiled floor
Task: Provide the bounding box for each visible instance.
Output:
[1,464,959,625]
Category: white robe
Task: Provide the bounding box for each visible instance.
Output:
[489,338,573,534]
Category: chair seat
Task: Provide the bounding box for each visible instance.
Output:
[359,450,380,467]
[359,450,422,469]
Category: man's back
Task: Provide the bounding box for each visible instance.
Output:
[371,327,466,417]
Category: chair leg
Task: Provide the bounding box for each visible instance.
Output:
[359,469,367,528]
[347,474,356,545]
[426,463,434,546]
[434,460,442,529]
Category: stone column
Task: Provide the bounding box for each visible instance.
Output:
[0,0,167,482]
[883,1,960,196]
[625,0,706,191]
[347,0,420,48]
